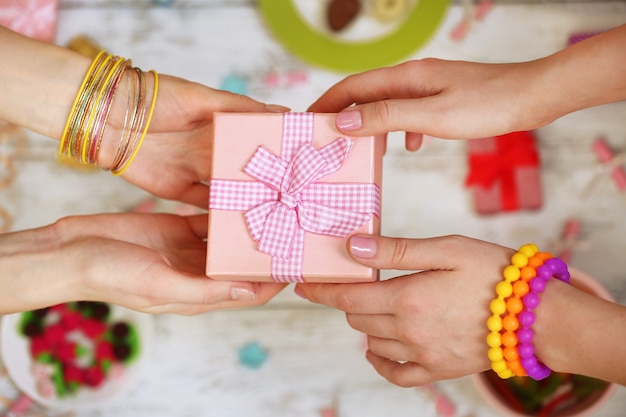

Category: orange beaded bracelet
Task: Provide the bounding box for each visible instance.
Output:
[502,249,554,377]
[486,244,546,379]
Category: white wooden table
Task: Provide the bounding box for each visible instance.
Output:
[1,1,626,416]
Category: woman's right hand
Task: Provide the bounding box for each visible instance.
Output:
[0,213,286,315]
[308,58,552,148]
[310,23,626,148]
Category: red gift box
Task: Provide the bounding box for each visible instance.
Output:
[0,0,59,43]
[465,131,542,214]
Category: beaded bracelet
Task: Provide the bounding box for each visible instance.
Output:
[487,244,570,380]
[487,244,539,379]
[502,249,554,377]
[518,256,570,380]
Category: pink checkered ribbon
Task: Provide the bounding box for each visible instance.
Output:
[209,112,380,283]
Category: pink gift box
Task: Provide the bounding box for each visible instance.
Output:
[0,0,59,43]
[206,112,384,283]
[465,131,543,215]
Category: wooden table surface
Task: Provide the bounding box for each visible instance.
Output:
[1,1,626,416]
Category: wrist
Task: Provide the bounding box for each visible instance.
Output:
[527,25,626,128]
[513,57,568,131]
[486,245,571,380]
[0,27,91,139]
[534,280,626,382]
[531,279,575,372]
[0,226,80,314]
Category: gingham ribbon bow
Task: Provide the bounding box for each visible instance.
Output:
[209,112,380,283]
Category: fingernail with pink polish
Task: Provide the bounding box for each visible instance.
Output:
[349,235,377,259]
[336,110,362,131]
[265,104,291,113]
[231,287,256,301]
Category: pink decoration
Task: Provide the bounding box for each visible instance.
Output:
[592,137,626,191]
[209,113,380,283]
[419,384,457,417]
[6,394,34,416]
[206,112,384,283]
[474,0,493,20]
[450,19,471,42]
[0,0,59,43]
[264,72,281,87]
[557,218,581,263]
[286,71,308,85]
[320,408,337,417]
[450,0,492,41]
[264,71,308,88]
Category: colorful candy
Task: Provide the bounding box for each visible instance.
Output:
[19,301,140,398]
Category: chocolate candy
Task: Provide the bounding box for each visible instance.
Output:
[23,321,44,337]
[111,322,130,339]
[327,0,362,32]
[113,344,132,361]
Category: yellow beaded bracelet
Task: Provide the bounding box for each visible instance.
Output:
[486,243,540,379]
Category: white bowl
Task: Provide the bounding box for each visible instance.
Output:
[1,304,154,411]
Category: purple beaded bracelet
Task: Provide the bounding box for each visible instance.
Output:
[517,257,570,380]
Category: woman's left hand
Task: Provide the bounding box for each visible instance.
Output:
[2,212,285,315]
[116,75,287,207]
[295,234,514,386]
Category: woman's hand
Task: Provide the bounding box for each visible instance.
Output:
[295,234,514,386]
[0,213,285,315]
[308,59,545,149]
[111,75,288,207]
[309,24,626,150]
[0,26,288,208]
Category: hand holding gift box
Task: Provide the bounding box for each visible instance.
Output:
[207,112,384,283]
[465,131,542,215]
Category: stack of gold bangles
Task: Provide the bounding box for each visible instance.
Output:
[58,50,159,176]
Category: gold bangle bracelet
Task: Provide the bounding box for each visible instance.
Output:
[59,50,158,175]
[58,50,107,160]
[113,70,159,176]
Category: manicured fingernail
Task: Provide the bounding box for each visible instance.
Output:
[293,285,308,299]
[349,235,377,259]
[336,110,362,130]
[231,287,256,301]
[265,104,291,113]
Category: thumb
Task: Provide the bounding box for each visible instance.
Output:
[347,234,463,271]
[334,99,438,138]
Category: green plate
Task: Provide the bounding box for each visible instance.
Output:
[258,0,449,73]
